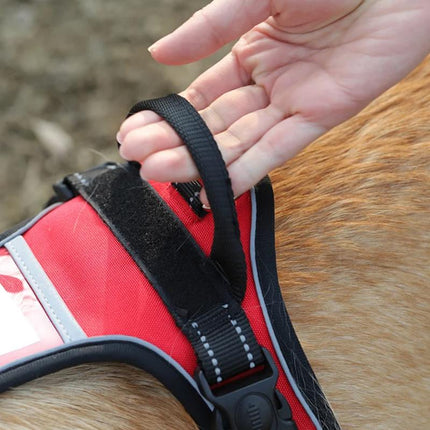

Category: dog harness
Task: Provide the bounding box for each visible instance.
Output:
[0,95,340,429]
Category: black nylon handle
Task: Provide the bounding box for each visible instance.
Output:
[126,94,247,302]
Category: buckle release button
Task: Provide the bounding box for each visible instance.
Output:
[235,393,273,429]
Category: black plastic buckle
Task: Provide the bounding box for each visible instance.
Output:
[196,348,298,430]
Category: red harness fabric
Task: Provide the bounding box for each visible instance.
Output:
[11,182,317,429]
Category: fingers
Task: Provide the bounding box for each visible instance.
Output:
[117,110,163,143]
[119,121,182,162]
[137,115,326,207]
[119,106,327,205]
[212,104,283,164]
[119,84,269,162]
[149,0,271,65]
[138,104,284,182]
[118,51,250,147]
[183,52,250,111]
[227,116,327,197]
[198,84,269,134]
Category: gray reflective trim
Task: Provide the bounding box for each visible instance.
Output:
[0,334,213,410]
[4,235,86,343]
[249,188,323,430]
[0,203,62,248]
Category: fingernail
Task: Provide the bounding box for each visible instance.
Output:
[148,43,158,54]
[199,188,209,209]
[116,131,123,145]
[201,194,239,211]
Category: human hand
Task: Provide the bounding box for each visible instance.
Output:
[117,0,430,202]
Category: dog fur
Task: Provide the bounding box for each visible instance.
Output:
[0,56,429,430]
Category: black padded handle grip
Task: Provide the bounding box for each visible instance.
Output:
[126,94,247,302]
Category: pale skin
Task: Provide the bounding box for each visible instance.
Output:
[117,0,430,203]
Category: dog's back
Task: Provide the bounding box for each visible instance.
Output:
[272,55,430,429]
[0,57,429,430]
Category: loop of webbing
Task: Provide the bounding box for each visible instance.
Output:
[126,94,247,303]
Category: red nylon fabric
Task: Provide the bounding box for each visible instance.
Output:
[21,183,315,429]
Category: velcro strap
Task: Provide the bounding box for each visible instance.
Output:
[63,162,264,384]
[127,94,247,303]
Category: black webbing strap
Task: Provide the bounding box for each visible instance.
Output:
[126,94,247,303]
[172,180,207,218]
[62,162,264,385]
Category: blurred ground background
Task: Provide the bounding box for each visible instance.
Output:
[0,0,229,230]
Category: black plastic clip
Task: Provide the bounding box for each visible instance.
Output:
[196,348,298,430]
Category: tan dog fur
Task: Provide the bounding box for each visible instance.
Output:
[0,57,429,430]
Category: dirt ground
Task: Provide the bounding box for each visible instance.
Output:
[0,0,230,231]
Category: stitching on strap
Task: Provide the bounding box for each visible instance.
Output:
[224,304,256,369]
[191,321,223,383]
[74,172,90,187]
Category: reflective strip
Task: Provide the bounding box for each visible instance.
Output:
[5,235,86,343]
[249,188,323,430]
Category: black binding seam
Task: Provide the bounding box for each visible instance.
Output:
[0,338,213,429]
[254,178,341,430]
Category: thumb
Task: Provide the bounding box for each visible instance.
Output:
[149,0,271,65]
